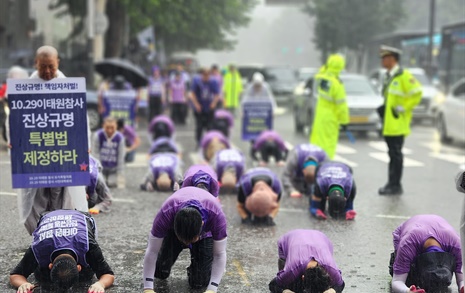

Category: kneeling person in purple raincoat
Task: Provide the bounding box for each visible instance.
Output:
[282,143,328,198]
[200,130,230,163]
[269,229,345,293]
[311,161,356,221]
[142,187,227,293]
[251,130,288,167]
[389,214,463,293]
[10,210,114,293]
[212,149,245,191]
[140,153,183,192]
[237,167,282,226]
[148,115,175,140]
[181,164,220,197]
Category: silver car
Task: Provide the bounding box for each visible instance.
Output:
[293,73,383,136]
[436,78,465,143]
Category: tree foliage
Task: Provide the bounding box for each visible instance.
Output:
[49,0,256,57]
[304,0,405,62]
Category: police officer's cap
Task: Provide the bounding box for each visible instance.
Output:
[379,45,402,58]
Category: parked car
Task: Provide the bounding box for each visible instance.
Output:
[236,63,265,87]
[435,78,465,143]
[293,73,383,136]
[262,66,299,104]
[297,67,318,82]
[369,67,439,123]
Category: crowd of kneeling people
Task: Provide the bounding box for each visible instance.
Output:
[9,113,465,293]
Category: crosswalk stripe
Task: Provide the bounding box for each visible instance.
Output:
[333,154,358,167]
[112,198,135,203]
[421,141,465,155]
[0,192,17,196]
[376,214,410,220]
[336,143,357,154]
[284,141,294,150]
[369,152,424,167]
[429,153,465,165]
[274,107,287,115]
[126,153,149,168]
[368,141,413,154]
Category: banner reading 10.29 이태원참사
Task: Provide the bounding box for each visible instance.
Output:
[7,77,90,188]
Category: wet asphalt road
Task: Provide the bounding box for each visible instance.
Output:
[0,106,464,293]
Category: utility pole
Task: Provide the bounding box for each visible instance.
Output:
[87,0,95,88]
[427,0,436,78]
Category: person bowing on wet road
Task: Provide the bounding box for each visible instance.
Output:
[310,161,356,220]
[237,167,282,226]
[142,187,227,293]
[389,214,463,293]
[251,130,288,167]
[140,152,183,192]
[10,209,114,293]
[268,229,345,293]
[282,143,328,198]
[181,164,220,197]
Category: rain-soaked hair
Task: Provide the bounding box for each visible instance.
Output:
[302,265,332,293]
[174,207,203,244]
[50,254,79,291]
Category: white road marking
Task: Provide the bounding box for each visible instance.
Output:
[429,153,465,165]
[126,154,149,168]
[274,107,287,116]
[336,144,357,154]
[369,152,424,167]
[112,198,135,203]
[333,154,358,167]
[421,141,465,155]
[376,214,410,220]
[284,141,294,150]
[0,192,17,196]
[368,141,413,154]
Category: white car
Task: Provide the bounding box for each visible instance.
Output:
[436,78,465,143]
[369,67,439,123]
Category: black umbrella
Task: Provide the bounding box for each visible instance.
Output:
[94,58,148,88]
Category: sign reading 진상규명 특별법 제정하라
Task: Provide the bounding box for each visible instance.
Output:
[7,78,90,188]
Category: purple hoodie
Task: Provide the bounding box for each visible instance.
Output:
[148,115,175,136]
[151,187,227,241]
[392,214,462,275]
[200,130,230,150]
[253,130,287,152]
[276,229,344,288]
[214,109,234,128]
[181,164,220,197]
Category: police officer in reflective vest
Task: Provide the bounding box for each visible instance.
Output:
[10,210,114,292]
[377,46,422,195]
